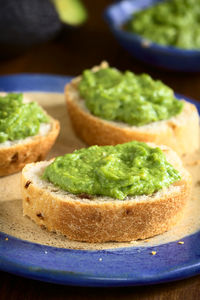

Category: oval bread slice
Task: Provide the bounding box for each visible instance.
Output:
[65,62,199,156]
[0,116,60,176]
[22,145,192,243]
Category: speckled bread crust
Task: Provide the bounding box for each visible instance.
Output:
[65,62,199,156]
[0,117,60,176]
[22,146,192,243]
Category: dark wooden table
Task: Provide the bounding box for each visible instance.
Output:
[1,1,200,299]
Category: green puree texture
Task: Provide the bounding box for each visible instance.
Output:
[126,0,200,49]
[43,141,181,200]
[78,67,183,126]
[0,93,49,143]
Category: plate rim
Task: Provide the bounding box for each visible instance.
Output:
[1,231,200,287]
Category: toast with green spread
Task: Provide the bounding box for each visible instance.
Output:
[22,143,191,243]
[65,62,199,156]
[0,93,60,176]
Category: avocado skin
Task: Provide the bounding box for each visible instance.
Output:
[0,0,62,48]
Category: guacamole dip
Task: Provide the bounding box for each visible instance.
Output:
[0,93,49,143]
[43,141,181,200]
[126,0,200,49]
[78,67,183,126]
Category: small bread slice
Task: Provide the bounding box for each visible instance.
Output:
[22,145,192,243]
[0,116,60,176]
[65,62,199,156]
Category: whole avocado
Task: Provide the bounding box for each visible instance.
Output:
[0,0,87,56]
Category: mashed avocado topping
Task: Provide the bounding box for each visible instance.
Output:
[0,93,49,143]
[126,0,200,49]
[78,67,183,126]
[43,141,181,200]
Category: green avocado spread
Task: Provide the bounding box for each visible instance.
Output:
[78,67,183,126]
[126,0,200,49]
[0,93,49,143]
[43,141,181,200]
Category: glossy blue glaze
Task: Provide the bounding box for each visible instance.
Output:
[1,231,200,287]
[0,74,200,286]
[0,73,70,93]
[104,0,200,71]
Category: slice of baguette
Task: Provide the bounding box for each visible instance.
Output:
[0,116,60,176]
[22,145,192,243]
[65,62,199,156]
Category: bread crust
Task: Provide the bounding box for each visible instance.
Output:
[0,118,60,176]
[65,63,199,156]
[22,147,192,243]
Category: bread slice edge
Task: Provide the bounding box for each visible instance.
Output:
[65,62,200,155]
[22,145,192,243]
[0,116,60,176]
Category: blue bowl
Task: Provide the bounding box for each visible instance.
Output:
[104,0,200,72]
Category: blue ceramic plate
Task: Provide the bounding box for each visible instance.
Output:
[0,74,200,287]
[104,0,200,72]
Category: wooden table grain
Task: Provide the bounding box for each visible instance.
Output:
[0,1,200,299]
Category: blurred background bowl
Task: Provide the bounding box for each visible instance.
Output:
[104,0,200,72]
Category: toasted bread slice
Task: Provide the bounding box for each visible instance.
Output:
[22,145,192,243]
[0,116,60,176]
[65,62,199,156]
